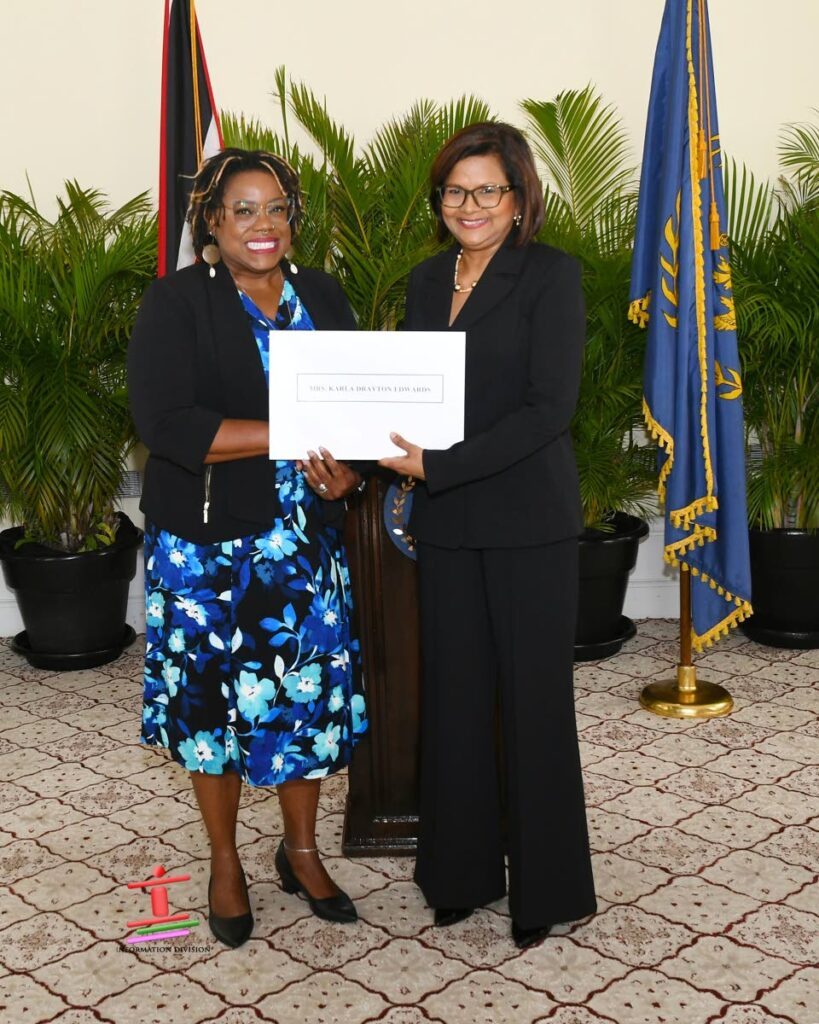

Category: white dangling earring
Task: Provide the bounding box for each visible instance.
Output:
[513,213,522,227]
[201,237,220,278]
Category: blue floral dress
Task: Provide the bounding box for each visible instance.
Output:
[141,279,368,785]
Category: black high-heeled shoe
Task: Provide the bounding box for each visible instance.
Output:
[208,868,254,948]
[434,907,474,927]
[275,840,357,923]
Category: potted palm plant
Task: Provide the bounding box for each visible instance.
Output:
[523,86,655,659]
[729,119,819,647]
[0,183,156,668]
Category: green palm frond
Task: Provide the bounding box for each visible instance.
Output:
[522,85,636,229]
[0,184,156,550]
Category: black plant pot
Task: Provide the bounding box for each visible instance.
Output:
[0,512,143,670]
[740,528,819,649]
[575,513,650,661]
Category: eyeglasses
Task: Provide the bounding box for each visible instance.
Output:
[223,198,296,224]
[437,184,516,209]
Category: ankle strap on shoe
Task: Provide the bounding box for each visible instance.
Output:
[284,841,319,853]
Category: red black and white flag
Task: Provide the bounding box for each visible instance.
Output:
[158,0,222,276]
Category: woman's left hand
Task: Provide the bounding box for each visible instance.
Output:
[378,432,426,480]
[298,447,362,500]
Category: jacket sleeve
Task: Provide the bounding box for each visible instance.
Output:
[127,278,224,475]
[423,255,585,495]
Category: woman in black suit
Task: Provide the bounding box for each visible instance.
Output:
[380,122,596,948]
[128,149,368,947]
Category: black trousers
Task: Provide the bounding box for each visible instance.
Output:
[414,539,597,928]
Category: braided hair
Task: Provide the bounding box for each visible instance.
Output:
[186,147,303,256]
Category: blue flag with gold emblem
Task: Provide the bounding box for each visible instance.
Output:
[629,0,752,650]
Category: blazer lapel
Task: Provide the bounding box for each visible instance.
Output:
[208,262,269,417]
[452,241,528,332]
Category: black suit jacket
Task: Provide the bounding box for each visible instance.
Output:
[128,260,357,544]
[405,240,585,549]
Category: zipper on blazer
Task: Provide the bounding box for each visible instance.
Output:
[203,465,212,524]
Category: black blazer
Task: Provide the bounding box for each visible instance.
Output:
[128,260,357,544]
[405,240,585,549]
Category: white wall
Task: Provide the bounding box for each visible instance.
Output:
[3,1,817,208]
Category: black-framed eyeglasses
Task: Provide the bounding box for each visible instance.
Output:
[223,198,296,224]
[436,184,516,209]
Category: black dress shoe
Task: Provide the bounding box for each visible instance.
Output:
[511,920,552,949]
[434,907,474,927]
[208,869,254,948]
[275,840,357,923]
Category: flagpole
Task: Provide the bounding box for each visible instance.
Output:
[639,570,733,718]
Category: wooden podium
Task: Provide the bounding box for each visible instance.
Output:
[342,477,421,856]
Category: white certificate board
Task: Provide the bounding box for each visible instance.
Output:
[268,330,465,460]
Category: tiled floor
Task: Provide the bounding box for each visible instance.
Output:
[0,620,817,1024]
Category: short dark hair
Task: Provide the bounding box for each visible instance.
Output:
[186,147,303,256]
[429,122,544,246]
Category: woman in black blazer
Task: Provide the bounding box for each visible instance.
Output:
[128,149,368,947]
[380,122,596,948]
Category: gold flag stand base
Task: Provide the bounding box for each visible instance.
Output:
[640,665,733,719]
[639,570,733,720]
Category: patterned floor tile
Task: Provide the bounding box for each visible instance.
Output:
[578,719,662,751]
[497,935,631,1001]
[728,905,819,967]
[343,937,470,1003]
[354,880,431,936]
[616,827,729,874]
[34,818,139,862]
[705,749,802,785]
[590,852,669,904]
[782,879,818,914]
[571,905,694,968]
[13,860,115,912]
[751,825,819,873]
[410,909,516,968]
[0,839,64,884]
[675,804,782,849]
[31,938,159,1006]
[732,701,815,731]
[257,972,388,1024]
[758,966,819,1022]
[362,1009,447,1024]
[636,875,760,933]
[187,939,312,1002]
[704,1005,794,1024]
[0,910,96,971]
[0,974,69,1023]
[701,849,814,902]
[587,967,722,1024]
[727,783,819,825]
[420,969,555,1024]
[586,808,652,852]
[0,886,41,930]
[61,777,158,816]
[0,748,63,782]
[598,785,704,827]
[15,763,108,799]
[657,766,756,805]
[584,751,681,785]
[96,973,227,1024]
[269,915,389,971]
[658,934,797,1003]
[754,730,819,766]
[0,624,813,1023]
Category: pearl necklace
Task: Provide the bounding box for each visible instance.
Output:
[453,250,479,293]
